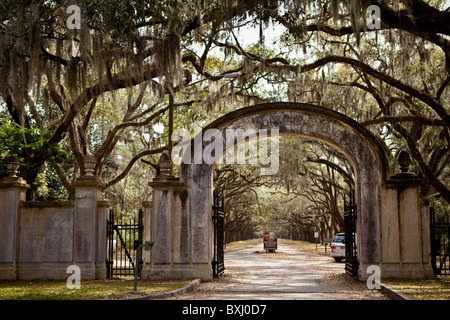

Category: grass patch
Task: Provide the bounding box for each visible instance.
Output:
[383,276,450,300]
[0,277,192,300]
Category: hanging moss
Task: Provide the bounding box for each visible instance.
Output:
[152,32,184,91]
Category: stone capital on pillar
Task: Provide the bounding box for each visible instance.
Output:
[150,151,184,185]
[387,150,422,185]
[0,154,30,190]
[149,152,188,189]
[0,175,30,190]
[71,175,105,190]
[71,153,104,190]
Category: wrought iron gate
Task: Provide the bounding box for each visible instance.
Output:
[107,209,143,278]
[344,189,359,277]
[212,190,225,278]
[430,207,450,277]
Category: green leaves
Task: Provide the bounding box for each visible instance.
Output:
[0,120,69,190]
[0,121,67,161]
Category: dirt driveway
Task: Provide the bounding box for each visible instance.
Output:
[168,239,388,300]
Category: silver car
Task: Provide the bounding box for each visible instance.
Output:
[330,232,357,262]
[330,233,346,262]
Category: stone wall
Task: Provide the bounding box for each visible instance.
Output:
[18,201,74,279]
[0,172,109,280]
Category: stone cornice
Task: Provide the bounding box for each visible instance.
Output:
[0,176,30,189]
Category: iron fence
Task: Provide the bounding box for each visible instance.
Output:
[212,190,225,277]
[344,189,358,277]
[430,207,450,277]
[107,209,143,278]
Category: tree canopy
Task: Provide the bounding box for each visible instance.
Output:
[0,0,448,235]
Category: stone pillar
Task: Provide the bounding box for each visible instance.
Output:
[71,154,108,280]
[96,200,111,279]
[145,153,203,279]
[141,200,153,278]
[419,198,432,268]
[0,155,30,280]
[381,151,434,278]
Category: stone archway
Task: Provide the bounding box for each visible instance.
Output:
[143,102,434,281]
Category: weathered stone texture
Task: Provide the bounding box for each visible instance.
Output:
[151,103,433,280]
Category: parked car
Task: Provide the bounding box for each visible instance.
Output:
[330,233,345,262]
[330,233,357,262]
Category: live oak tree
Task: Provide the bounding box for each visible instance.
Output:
[212,137,354,241]
[214,163,271,242]
[266,138,354,240]
[0,0,252,198]
[213,0,449,238]
[0,0,448,208]
[0,0,281,199]
[209,0,450,203]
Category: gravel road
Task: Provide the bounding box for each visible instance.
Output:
[167,239,388,300]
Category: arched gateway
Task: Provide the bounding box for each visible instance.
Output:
[142,102,434,281]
